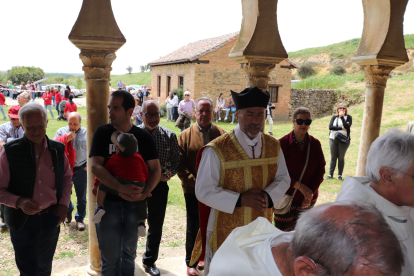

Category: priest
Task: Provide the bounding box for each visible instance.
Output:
[192,87,290,274]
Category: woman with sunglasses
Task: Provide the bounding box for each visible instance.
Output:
[274,107,326,231]
[326,103,352,181]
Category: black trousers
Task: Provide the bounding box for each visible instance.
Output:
[184,193,199,267]
[142,181,169,266]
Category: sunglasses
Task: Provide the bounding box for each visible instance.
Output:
[295,119,312,125]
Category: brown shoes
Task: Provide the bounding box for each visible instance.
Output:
[197,261,204,271]
[65,212,72,224]
[187,267,198,276]
[77,221,86,231]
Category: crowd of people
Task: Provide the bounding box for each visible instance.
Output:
[0,86,413,276]
[1,82,77,120]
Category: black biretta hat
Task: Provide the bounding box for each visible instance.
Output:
[231,87,270,110]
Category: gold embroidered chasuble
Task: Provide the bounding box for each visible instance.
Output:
[205,130,280,254]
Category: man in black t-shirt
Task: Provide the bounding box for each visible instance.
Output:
[90,90,161,275]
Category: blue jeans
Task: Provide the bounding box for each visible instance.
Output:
[225,108,236,123]
[10,211,60,276]
[0,105,5,119]
[9,91,13,99]
[181,121,191,132]
[172,107,178,121]
[31,92,36,101]
[56,103,60,116]
[52,96,55,107]
[96,199,140,276]
[44,105,54,118]
[68,164,87,222]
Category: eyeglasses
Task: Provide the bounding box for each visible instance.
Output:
[390,168,414,180]
[338,107,346,110]
[308,258,331,276]
[184,94,190,97]
[295,119,312,125]
[142,112,160,119]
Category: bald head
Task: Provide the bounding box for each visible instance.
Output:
[141,100,160,131]
[68,112,82,132]
[142,100,160,112]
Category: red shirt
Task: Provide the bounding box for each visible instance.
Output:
[64,102,77,118]
[279,131,326,203]
[55,92,62,104]
[93,152,148,186]
[0,93,5,105]
[42,92,53,105]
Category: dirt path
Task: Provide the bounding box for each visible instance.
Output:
[51,246,202,276]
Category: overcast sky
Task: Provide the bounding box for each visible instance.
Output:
[2,0,414,75]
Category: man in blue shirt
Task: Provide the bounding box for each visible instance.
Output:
[53,112,88,230]
[117,80,123,90]
[0,106,25,150]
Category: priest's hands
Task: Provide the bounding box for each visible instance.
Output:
[241,188,267,212]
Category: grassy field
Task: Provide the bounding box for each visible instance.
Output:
[1,71,414,274]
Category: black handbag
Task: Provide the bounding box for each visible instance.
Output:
[334,117,350,144]
[334,132,350,144]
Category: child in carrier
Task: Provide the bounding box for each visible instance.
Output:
[92,132,149,237]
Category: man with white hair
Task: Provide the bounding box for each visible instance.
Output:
[336,129,414,276]
[17,92,30,107]
[209,202,404,276]
[0,102,73,275]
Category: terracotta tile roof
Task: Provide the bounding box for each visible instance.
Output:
[149,32,298,68]
[149,32,239,66]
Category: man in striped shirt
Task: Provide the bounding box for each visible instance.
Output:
[0,106,24,150]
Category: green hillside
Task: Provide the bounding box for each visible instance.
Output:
[288,34,414,61]
[110,72,152,87]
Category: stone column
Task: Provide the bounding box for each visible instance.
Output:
[229,0,287,130]
[352,0,409,176]
[68,0,126,274]
[355,66,393,176]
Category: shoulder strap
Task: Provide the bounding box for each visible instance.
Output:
[291,143,311,198]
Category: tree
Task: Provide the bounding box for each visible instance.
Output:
[139,65,146,73]
[7,66,45,84]
[126,66,133,74]
[55,76,65,83]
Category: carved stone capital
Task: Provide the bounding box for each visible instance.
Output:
[361,65,394,88]
[79,51,116,82]
[241,63,276,90]
[82,66,112,82]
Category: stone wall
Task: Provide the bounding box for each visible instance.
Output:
[289,89,337,118]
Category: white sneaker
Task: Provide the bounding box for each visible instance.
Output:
[224,117,228,120]
[230,122,234,124]
[138,225,146,237]
[92,207,106,223]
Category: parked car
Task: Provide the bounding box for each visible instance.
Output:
[71,86,84,98]
[129,84,142,91]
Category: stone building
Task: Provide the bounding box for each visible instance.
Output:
[148,32,296,121]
